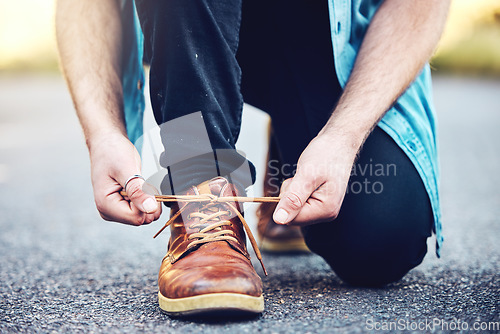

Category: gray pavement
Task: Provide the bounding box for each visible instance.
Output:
[0,74,499,333]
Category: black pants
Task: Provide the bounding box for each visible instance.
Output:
[135,0,434,286]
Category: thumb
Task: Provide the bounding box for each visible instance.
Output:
[273,174,319,224]
[125,177,159,214]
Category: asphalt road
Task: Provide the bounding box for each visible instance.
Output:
[0,74,499,333]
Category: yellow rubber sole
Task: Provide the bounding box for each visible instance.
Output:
[260,238,310,253]
[158,291,264,316]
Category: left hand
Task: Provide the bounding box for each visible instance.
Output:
[272,132,360,226]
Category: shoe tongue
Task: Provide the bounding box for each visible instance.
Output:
[196,177,230,196]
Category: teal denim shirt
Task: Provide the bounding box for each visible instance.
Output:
[121,0,442,256]
[120,0,145,148]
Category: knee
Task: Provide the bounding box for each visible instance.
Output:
[302,223,430,287]
[326,247,423,287]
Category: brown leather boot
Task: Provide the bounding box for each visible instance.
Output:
[156,177,265,316]
[257,202,309,253]
[257,131,309,253]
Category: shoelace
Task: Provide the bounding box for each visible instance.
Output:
[121,192,280,275]
[184,203,238,250]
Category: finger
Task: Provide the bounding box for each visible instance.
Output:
[291,182,343,225]
[280,178,292,194]
[97,192,147,226]
[142,182,163,220]
[153,206,162,221]
[143,212,156,225]
[273,173,322,225]
[125,178,161,215]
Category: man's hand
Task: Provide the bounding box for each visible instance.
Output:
[56,0,162,225]
[273,132,358,226]
[89,133,162,225]
[273,0,449,226]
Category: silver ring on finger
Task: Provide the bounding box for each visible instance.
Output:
[124,174,145,193]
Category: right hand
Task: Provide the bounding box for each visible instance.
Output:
[88,132,162,225]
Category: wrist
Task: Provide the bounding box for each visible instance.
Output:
[76,102,127,153]
[86,128,128,155]
[318,122,366,155]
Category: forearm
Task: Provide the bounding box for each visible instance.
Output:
[56,0,126,151]
[320,0,450,148]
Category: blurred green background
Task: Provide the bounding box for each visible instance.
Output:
[0,0,499,75]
